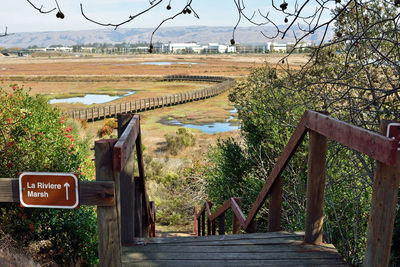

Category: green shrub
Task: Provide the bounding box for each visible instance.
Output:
[0,85,97,266]
[164,128,196,155]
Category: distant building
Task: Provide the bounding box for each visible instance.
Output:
[206,43,236,53]
[270,42,287,53]
[45,47,73,53]
[164,42,202,53]
[27,48,46,52]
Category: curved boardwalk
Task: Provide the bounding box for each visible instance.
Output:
[66,75,235,121]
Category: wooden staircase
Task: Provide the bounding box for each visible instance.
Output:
[122,232,347,266]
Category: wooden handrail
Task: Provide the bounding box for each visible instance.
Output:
[194,197,244,236]
[195,110,399,244]
[114,114,156,243]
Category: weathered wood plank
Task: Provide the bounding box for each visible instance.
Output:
[0,178,115,206]
[122,259,347,267]
[123,251,345,261]
[118,115,137,245]
[113,115,139,172]
[304,130,327,245]
[143,232,305,244]
[124,242,339,253]
[306,110,398,166]
[122,232,346,266]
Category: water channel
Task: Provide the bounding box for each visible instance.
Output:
[159,109,240,134]
[49,91,135,105]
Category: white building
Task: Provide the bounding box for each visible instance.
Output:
[45,46,73,53]
[164,43,202,53]
[270,42,287,53]
[206,43,236,53]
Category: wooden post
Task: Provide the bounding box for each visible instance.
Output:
[232,198,242,234]
[268,177,282,232]
[117,114,136,245]
[201,212,205,236]
[194,206,199,236]
[364,120,400,267]
[219,213,225,235]
[95,139,121,267]
[212,220,216,235]
[304,130,327,245]
[149,201,156,237]
[207,202,213,236]
[197,212,201,236]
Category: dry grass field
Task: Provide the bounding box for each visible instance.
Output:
[0,53,307,76]
[0,53,306,163]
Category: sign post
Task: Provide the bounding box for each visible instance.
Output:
[19,172,79,209]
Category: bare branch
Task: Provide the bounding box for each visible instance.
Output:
[80,1,163,30]
[26,0,56,14]
[0,27,14,38]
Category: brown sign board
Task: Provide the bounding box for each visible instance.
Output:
[387,123,400,151]
[19,172,79,209]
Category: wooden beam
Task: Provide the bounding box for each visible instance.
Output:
[113,115,139,172]
[245,112,308,230]
[209,199,231,221]
[0,178,115,206]
[304,130,327,245]
[364,120,400,267]
[306,110,398,166]
[118,114,137,245]
[231,198,244,234]
[117,113,134,138]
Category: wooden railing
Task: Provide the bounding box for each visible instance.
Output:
[194,110,400,267]
[0,114,154,267]
[67,75,235,121]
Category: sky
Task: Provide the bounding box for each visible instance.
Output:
[1,0,334,33]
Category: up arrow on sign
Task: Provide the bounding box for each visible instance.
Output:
[64,182,70,200]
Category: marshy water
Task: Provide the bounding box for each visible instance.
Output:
[49,91,135,105]
[159,109,240,134]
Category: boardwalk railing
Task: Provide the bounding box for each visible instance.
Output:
[67,75,235,121]
[0,114,154,267]
[194,110,400,267]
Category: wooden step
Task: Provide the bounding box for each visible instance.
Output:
[122,232,348,266]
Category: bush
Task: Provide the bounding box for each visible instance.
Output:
[164,128,196,155]
[97,118,117,138]
[0,85,97,266]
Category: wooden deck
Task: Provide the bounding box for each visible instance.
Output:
[122,232,348,266]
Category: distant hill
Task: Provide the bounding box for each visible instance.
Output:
[0,26,332,48]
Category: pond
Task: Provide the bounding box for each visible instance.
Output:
[160,109,240,134]
[49,91,135,105]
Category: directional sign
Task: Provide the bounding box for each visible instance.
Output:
[387,123,400,151]
[19,172,79,209]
